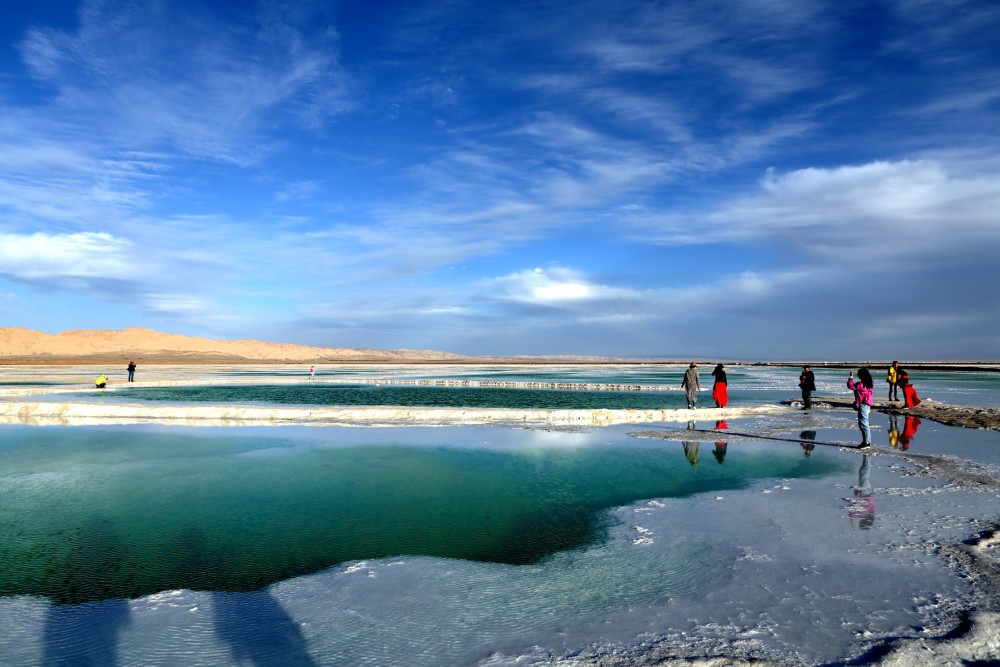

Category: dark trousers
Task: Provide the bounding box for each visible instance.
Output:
[801,388,812,409]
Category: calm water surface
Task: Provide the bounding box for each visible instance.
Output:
[0,423,847,605]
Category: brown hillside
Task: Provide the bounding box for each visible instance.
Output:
[0,327,468,363]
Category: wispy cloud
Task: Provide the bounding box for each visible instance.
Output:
[17,0,353,164]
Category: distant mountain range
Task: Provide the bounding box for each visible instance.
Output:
[0,327,470,363]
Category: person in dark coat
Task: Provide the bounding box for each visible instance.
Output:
[798,366,816,410]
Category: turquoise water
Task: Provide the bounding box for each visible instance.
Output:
[0,424,847,605]
[186,365,1000,407]
[115,383,688,409]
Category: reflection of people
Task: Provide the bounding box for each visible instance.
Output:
[898,369,921,408]
[886,361,899,401]
[711,364,728,408]
[899,416,922,450]
[713,419,728,463]
[682,419,699,466]
[682,441,700,467]
[713,441,727,463]
[799,366,816,410]
[127,361,136,382]
[682,363,700,409]
[848,368,875,448]
[888,415,900,448]
[799,430,817,456]
[849,454,875,529]
[95,374,108,388]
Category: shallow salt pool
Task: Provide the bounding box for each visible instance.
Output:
[1,415,999,666]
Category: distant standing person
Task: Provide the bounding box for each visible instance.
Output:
[127,361,136,382]
[711,364,728,408]
[799,365,816,410]
[681,362,701,409]
[848,368,875,448]
[309,366,315,381]
[886,361,899,401]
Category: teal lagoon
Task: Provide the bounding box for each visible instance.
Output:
[0,424,846,605]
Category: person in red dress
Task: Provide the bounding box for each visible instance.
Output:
[711,364,728,408]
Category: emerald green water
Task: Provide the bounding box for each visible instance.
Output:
[0,425,848,605]
[111,384,687,409]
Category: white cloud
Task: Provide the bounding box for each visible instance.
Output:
[0,231,134,280]
[486,267,639,308]
[642,159,1000,262]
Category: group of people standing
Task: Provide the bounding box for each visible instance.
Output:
[684,361,922,451]
[681,362,730,410]
[845,362,922,447]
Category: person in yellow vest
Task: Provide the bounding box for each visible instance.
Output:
[886,361,899,401]
[95,374,108,388]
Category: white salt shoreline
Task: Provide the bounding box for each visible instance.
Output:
[0,400,791,427]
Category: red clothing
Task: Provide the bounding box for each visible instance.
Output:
[712,383,728,407]
[903,383,921,408]
[900,416,921,449]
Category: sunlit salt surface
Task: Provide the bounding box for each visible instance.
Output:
[1,365,999,666]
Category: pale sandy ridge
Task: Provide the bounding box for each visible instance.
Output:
[0,327,467,362]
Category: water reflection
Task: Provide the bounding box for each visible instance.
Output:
[682,420,699,467]
[799,430,817,457]
[713,420,729,464]
[848,455,875,530]
[899,416,921,450]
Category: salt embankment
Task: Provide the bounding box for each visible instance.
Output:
[0,400,790,427]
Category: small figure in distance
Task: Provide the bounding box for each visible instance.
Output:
[95,374,108,389]
[798,365,816,410]
[127,361,136,382]
[848,368,875,448]
[309,365,315,381]
[711,363,728,408]
[886,361,899,402]
[681,362,701,409]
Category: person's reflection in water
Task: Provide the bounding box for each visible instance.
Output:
[799,430,817,457]
[899,416,922,450]
[848,454,875,530]
[887,415,900,448]
[713,420,729,463]
[213,590,318,666]
[682,441,700,467]
[682,420,699,467]
[42,516,132,666]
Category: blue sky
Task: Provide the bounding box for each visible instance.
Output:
[0,0,997,359]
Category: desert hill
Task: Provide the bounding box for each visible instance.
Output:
[0,327,469,363]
